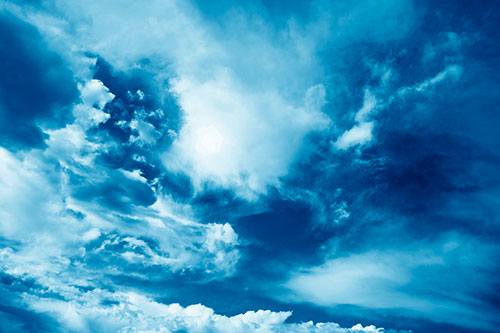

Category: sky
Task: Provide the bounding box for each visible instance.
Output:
[0,0,499,332]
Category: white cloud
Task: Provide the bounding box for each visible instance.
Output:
[0,3,426,332]
[44,79,113,166]
[398,64,463,97]
[354,90,378,123]
[334,90,377,150]
[80,79,115,110]
[68,0,331,197]
[0,77,241,295]
[334,63,464,151]
[0,147,78,241]
[164,75,330,198]
[21,288,388,333]
[0,144,386,332]
[285,234,499,331]
[334,121,374,150]
[130,118,160,146]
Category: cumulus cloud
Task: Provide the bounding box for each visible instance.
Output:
[164,77,330,198]
[0,82,247,332]
[0,143,240,278]
[17,288,389,333]
[0,0,420,192]
[80,79,115,109]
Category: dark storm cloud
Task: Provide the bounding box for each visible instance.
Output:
[0,12,78,149]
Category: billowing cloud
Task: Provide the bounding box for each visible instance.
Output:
[1,0,499,332]
[10,0,417,196]
[5,286,389,333]
[164,79,330,197]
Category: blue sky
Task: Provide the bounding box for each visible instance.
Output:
[0,0,499,332]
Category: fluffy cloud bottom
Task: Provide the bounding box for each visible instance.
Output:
[16,289,390,333]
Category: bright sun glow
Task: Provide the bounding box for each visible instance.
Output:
[195,125,224,156]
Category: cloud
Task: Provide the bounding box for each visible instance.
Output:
[80,79,115,109]
[0,11,78,149]
[285,233,500,331]
[422,31,475,63]
[333,63,463,151]
[15,287,389,333]
[12,0,418,197]
[2,1,497,332]
[0,76,242,291]
[0,124,246,330]
[334,121,375,150]
[0,92,386,332]
[164,77,330,198]
[398,64,463,96]
[334,90,377,150]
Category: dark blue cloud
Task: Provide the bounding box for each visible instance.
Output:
[92,57,182,140]
[0,12,78,150]
[0,273,61,333]
[0,305,59,333]
[70,170,156,213]
[84,57,191,203]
